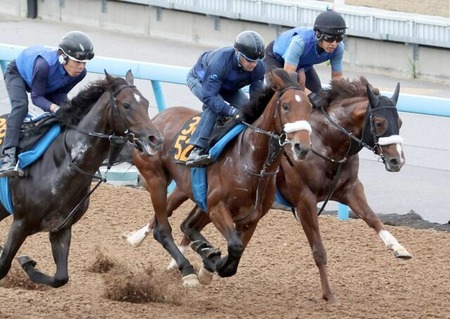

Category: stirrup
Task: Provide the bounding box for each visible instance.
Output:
[186,155,213,167]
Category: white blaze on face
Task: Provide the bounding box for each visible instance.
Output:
[295,94,301,102]
[134,93,141,103]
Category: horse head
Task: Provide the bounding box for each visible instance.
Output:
[104,70,163,156]
[365,83,405,172]
[268,68,312,160]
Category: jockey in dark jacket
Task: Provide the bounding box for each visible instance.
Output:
[185,30,266,167]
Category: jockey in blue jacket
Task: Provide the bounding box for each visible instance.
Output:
[185,30,266,167]
[264,9,347,108]
[0,31,94,177]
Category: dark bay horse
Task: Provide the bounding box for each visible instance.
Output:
[125,77,410,303]
[0,70,162,287]
[129,68,312,287]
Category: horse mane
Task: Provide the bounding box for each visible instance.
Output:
[55,75,128,127]
[241,69,300,124]
[321,76,380,103]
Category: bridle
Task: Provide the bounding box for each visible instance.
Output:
[310,99,400,216]
[314,100,399,164]
[234,85,310,224]
[53,84,138,232]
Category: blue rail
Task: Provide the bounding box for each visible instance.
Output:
[1,43,449,220]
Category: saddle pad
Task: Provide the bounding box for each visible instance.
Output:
[275,187,294,209]
[169,114,201,164]
[0,124,61,215]
[18,124,61,168]
[190,124,246,212]
[0,177,13,214]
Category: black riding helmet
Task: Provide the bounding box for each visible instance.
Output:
[234,30,265,61]
[313,10,347,36]
[58,31,95,62]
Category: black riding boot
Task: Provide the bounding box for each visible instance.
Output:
[0,147,23,178]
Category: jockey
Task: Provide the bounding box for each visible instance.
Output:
[0,31,94,177]
[185,30,266,167]
[264,9,347,108]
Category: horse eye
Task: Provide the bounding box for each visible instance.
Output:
[122,103,131,110]
[282,102,289,111]
[373,117,387,136]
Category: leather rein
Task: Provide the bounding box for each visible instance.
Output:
[312,102,390,216]
[234,85,304,224]
[53,84,137,232]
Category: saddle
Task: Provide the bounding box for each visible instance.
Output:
[0,113,59,153]
[170,113,242,165]
[21,114,60,149]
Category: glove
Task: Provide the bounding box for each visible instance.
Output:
[229,107,243,123]
[50,104,60,114]
[228,106,239,116]
[308,93,327,109]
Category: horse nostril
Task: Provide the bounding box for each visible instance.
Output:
[293,143,310,159]
[148,135,162,148]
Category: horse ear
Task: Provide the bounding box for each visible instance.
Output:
[125,69,135,85]
[269,69,282,91]
[391,82,400,105]
[366,83,378,107]
[104,69,113,81]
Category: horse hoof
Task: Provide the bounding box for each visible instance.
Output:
[198,266,214,285]
[394,249,413,259]
[17,255,37,268]
[182,273,201,288]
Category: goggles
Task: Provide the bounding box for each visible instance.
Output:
[67,51,95,62]
[240,52,263,63]
[322,34,344,43]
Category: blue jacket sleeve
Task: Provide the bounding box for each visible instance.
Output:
[30,57,53,112]
[201,56,230,114]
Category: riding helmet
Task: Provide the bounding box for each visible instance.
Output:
[234,30,265,61]
[58,31,95,62]
[313,10,347,35]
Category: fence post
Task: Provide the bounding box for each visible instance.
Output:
[337,203,349,221]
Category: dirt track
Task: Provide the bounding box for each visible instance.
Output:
[1,184,449,319]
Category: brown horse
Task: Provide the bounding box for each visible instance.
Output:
[125,77,410,303]
[130,68,312,287]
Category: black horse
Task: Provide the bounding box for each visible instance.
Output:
[0,70,162,287]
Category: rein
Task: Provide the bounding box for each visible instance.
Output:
[53,84,136,232]
[311,104,377,216]
[234,86,301,224]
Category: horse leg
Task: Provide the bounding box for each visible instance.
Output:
[0,219,29,281]
[208,203,247,278]
[123,186,189,247]
[147,175,199,288]
[19,228,72,287]
[180,205,219,284]
[344,180,412,259]
[296,196,338,304]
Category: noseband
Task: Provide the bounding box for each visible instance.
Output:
[54,84,139,232]
[64,83,138,178]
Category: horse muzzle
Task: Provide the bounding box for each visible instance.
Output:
[134,133,163,156]
[284,120,312,161]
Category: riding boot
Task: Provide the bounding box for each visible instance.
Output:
[186,147,213,167]
[0,147,24,178]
